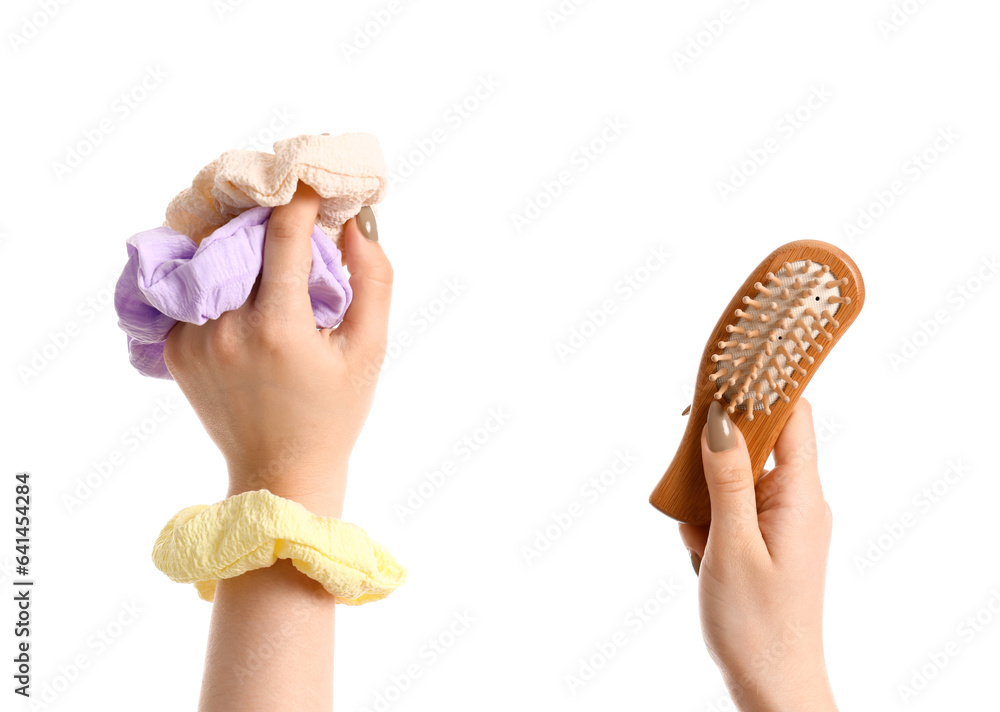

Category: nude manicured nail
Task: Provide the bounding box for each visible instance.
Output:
[690,550,701,576]
[707,401,738,452]
[356,206,378,242]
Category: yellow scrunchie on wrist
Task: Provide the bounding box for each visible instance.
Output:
[151,490,406,605]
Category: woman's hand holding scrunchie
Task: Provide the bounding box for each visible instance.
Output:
[163,185,391,519]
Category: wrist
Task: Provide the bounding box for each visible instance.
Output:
[726,666,837,712]
[226,457,348,519]
[226,481,345,519]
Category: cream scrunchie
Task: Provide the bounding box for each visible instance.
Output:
[152,490,406,605]
[163,132,387,252]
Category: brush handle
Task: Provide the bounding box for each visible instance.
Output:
[649,240,865,525]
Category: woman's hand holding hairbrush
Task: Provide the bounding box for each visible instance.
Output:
[679,398,838,712]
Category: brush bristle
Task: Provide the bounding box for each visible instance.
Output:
[710,260,849,420]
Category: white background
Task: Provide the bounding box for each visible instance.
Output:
[3,0,999,710]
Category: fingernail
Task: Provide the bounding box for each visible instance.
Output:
[356,206,378,242]
[689,550,702,576]
[707,401,738,452]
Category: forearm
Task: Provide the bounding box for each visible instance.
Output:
[199,483,345,712]
[199,558,337,712]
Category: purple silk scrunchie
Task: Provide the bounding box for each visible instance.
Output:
[114,205,352,379]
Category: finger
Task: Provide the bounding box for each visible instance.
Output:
[679,523,709,575]
[245,273,262,305]
[770,397,824,501]
[678,523,709,558]
[338,207,393,361]
[701,401,762,544]
[772,397,817,469]
[257,183,320,317]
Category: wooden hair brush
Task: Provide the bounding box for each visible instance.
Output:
[649,240,865,524]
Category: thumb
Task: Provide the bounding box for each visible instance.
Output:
[339,206,393,362]
[701,401,762,545]
[256,183,320,319]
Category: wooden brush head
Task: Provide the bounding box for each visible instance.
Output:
[649,240,865,524]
